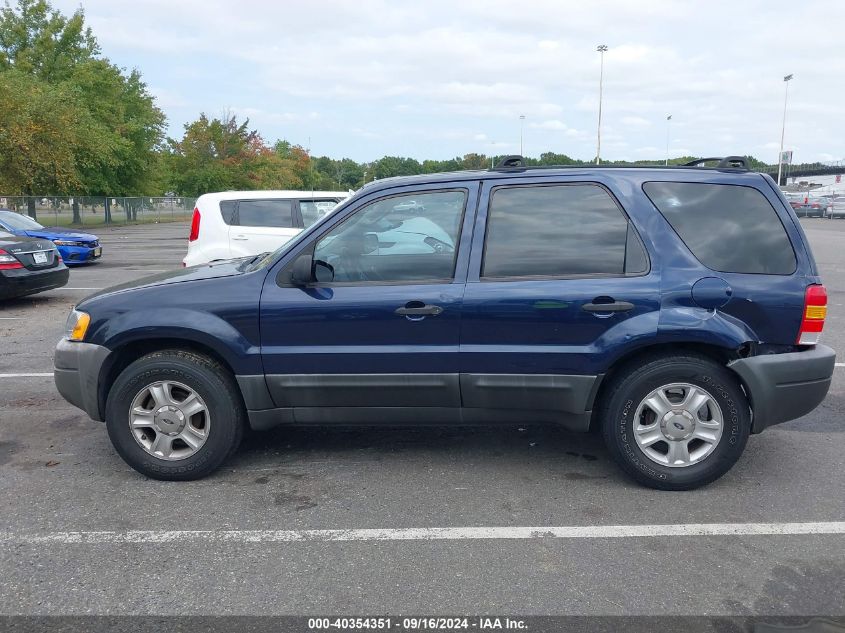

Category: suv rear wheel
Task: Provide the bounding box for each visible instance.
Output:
[600,353,751,490]
[105,350,244,480]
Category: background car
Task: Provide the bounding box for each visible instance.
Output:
[0,209,101,264]
[0,230,69,299]
[827,196,845,218]
[183,190,349,267]
[784,193,828,217]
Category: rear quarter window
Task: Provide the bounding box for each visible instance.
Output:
[219,200,236,225]
[643,182,796,275]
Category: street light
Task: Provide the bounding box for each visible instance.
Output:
[519,115,526,156]
[777,73,793,187]
[665,114,672,166]
[596,44,608,165]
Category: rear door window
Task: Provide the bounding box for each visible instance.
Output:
[643,182,796,274]
[235,200,294,228]
[481,183,648,278]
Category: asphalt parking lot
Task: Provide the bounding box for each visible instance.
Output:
[0,219,843,616]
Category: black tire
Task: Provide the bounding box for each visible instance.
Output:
[599,353,751,491]
[105,350,245,480]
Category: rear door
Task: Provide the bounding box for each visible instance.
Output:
[459,178,659,414]
[229,199,300,257]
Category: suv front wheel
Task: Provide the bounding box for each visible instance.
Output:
[600,354,751,490]
[105,350,245,480]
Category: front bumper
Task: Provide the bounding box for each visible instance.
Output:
[728,344,836,433]
[59,244,102,264]
[54,338,111,421]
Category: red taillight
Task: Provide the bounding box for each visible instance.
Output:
[811,203,820,209]
[0,249,23,270]
[797,284,827,345]
[188,208,201,242]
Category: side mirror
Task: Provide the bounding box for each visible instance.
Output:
[290,253,314,286]
[363,233,379,255]
[290,252,335,285]
[314,259,335,283]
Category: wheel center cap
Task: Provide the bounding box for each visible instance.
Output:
[154,405,185,435]
[660,409,695,440]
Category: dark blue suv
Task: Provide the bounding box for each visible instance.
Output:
[54,158,836,489]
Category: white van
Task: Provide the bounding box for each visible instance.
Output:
[183,190,348,267]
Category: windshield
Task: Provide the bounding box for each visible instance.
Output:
[0,210,44,231]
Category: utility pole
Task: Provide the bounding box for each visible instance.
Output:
[665,114,672,166]
[777,74,793,187]
[596,44,608,164]
[519,115,526,156]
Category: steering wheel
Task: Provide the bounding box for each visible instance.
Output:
[335,247,370,282]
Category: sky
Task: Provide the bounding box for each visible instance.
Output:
[52,0,845,164]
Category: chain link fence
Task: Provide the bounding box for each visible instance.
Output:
[0,196,196,227]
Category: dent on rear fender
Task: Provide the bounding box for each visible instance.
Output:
[657,306,758,349]
[589,311,661,364]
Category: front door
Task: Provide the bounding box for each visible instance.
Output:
[259,185,477,413]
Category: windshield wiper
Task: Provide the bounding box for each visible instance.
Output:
[243,252,272,271]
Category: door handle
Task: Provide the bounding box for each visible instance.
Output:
[395,302,443,317]
[232,235,248,241]
[582,300,635,313]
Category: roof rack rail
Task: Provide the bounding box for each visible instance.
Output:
[682,156,749,169]
[492,155,526,169]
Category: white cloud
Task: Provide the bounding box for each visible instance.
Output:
[52,0,845,163]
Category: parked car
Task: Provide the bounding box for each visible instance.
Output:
[55,157,835,490]
[182,190,349,267]
[784,193,828,217]
[0,230,69,299]
[827,196,845,219]
[0,210,101,265]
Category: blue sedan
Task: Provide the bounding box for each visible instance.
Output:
[0,210,101,265]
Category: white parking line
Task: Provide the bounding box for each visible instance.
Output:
[0,373,52,378]
[60,287,103,290]
[836,362,845,367]
[1,522,843,545]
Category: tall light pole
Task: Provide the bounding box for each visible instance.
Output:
[665,114,672,166]
[519,115,526,156]
[777,74,793,187]
[596,44,608,164]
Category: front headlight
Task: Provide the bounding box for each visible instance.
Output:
[65,309,90,342]
[53,240,81,246]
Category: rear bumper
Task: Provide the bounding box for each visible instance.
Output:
[0,266,69,299]
[728,344,836,432]
[54,338,111,421]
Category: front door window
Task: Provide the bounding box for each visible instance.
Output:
[313,190,467,284]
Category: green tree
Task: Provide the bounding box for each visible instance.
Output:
[0,0,166,219]
[167,115,309,196]
[0,0,97,81]
[0,69,111,217]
